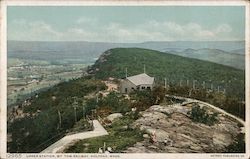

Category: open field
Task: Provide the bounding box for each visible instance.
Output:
[7,58,90,106]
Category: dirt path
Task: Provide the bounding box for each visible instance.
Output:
[166,94,245,127]
[41,120,108,153]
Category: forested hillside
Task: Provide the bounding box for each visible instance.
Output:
[89,48,245,99]
[8,77,106,152]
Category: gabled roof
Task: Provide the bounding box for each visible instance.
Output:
[126,73,154,86]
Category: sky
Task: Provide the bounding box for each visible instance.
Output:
[7,6,245,42]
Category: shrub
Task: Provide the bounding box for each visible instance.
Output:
[188,104,218,126]
[152,86,166,104]
[98,91,131,114]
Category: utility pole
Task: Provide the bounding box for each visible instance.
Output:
[74,107,77,122]
[211,83,213,90]
[217,86,220,92]
[103,142,106,152]
[96,95,99,103]
[193,80,196,89]
[202,81,206,89]
[186,79,189,86]
[164,78,167,89]
[52,96,61,129]
[82,106,85,118]
[239,103,241,116]
[125,67,127,78]
[188,89,192,97]
[179,79,182,87]
[58,110,62,129]
[73,97,78,123]
[82,100,86,118]
[91,109,95,119]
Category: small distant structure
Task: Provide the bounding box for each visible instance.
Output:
[120,73,155,94]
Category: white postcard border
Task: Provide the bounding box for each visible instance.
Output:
[1,1,249,159]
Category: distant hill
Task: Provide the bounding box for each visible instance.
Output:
[89,48,245,98]
[229,48,245,55]
[8,40,245,65]
[139,41,245,52]
[167,48,245,70]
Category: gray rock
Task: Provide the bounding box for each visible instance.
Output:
[143,134,149,138]
[106,113,123,122]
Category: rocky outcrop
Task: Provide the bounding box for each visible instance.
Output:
[125,104,241,153]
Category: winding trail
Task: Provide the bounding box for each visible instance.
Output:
[166,94,245,127]
[41,120,108,153]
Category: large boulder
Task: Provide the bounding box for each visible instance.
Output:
[106,113,123,122]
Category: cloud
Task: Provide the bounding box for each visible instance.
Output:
[76,17,97,24]
[28,21,63,37]
[8,19,236,42]
[8,19,63,41]
[66,28,99,41]
[139,21,217,41]
[11,19,27,25]
[215,24,232,33]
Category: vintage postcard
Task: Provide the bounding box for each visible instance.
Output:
[0,0,249,159]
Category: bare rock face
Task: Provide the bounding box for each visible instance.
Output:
[125,105,242,153]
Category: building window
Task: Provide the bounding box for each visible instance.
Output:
[141,86,145,89]
[132,87,134,90]
[147,87,151,90]
[125,88,128,93]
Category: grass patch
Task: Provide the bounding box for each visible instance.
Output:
[65,115,143,153]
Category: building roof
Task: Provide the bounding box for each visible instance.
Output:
[126,73,154,86]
